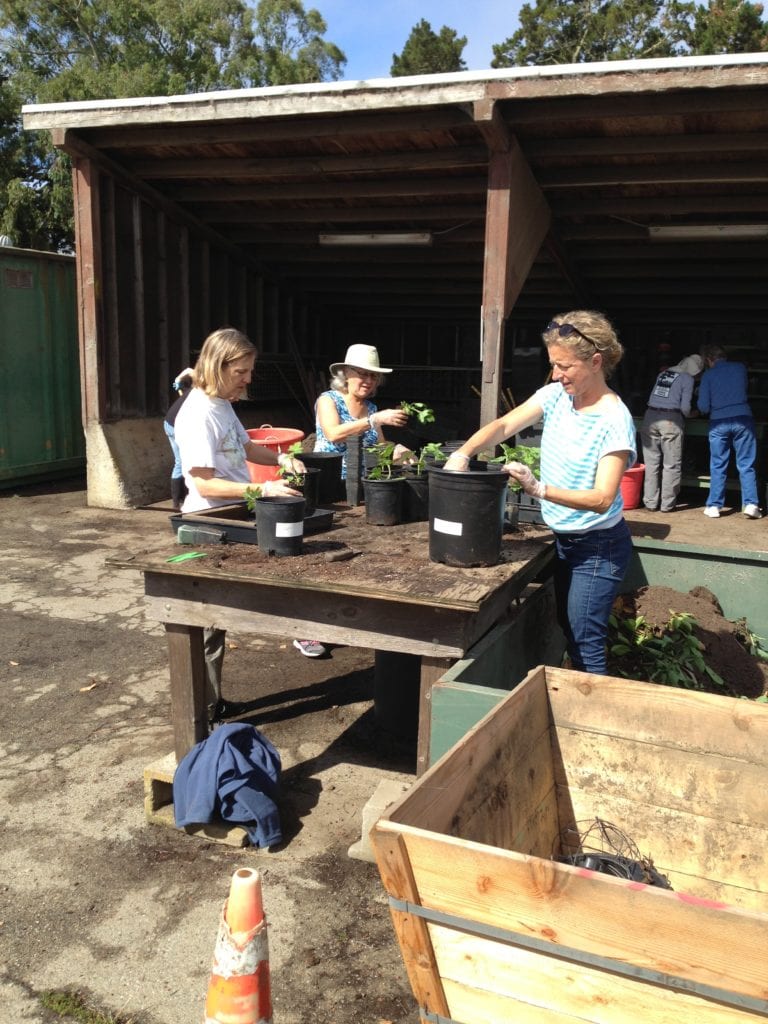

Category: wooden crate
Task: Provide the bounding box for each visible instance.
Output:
[371,665,768,1024]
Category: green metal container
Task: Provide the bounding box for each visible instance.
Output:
[0,247,85,487]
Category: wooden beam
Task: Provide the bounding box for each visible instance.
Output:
[83,107,476,148]
[170,177,487,203]
[526,131,768,159]
[132,194,147,415]
[199,203,486,224]
[477,108,551,427]
[71,156,107,424]
[540,160,768,188]
[553,195,768,216]
[129,146,489,180]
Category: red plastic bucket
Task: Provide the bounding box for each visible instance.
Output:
[246,425,305,484]
[620,463,645,510]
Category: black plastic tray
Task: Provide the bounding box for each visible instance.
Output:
[169,503,334,545]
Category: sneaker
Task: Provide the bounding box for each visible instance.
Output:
[208,698,248,724]
[293,639,326,658]
[703,506,720,518]
[743,504,762,519]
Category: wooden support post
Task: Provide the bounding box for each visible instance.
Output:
[165,623,208,762]
[71,156,107,424]
[475,101,552,429]
[416,655,452,777]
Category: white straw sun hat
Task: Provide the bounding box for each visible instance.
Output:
[329,343,392,376]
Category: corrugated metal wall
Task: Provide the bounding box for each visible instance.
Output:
[0,247,85,486]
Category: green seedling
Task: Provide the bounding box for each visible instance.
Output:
[365,441,398,480]
[276,441,306,488]
[244,485,263,511]
[409,441,447,474]
[491,443,541,491]
[400,401,435,424]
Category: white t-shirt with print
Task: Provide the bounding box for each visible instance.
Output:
[175,387,252,512]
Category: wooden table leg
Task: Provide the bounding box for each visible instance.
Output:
[416,655,451,777]
[165,623,208,762]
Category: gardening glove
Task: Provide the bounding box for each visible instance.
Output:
[504,461,547,499]
[277,452,305,474]
[392,444,414,464]
[443,452,471,472]
[262,478,302,498]
[370,408,408,429]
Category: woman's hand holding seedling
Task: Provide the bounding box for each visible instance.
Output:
[504,461,546,499]
[370,408,408,429]
[277,451,306,476]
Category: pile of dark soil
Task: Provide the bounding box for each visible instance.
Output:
[609,584,768,699]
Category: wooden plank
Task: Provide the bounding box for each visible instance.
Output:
[433,927,768,1023]
[553,727,768,830]
[171,177,487,203]
[129,147,490,180]
[545,667,768,764]
[416,656,452,777]
[371,830,451,1021]
[101,175,121,416]
[156,210,169,408]
[392,828,768,1000]
[165,623,207,762]
[131,195,147,415]
[555,782,768,901]
[200,202,485,224]
[71,156,106,423]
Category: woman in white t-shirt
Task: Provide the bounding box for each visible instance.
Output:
[174,327,305,722]
[444,311,636,675]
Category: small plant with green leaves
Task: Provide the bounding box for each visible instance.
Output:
[406,441,447,474]
[400,401,435,424]
[491,443,541,492]
[276,441,306,488]
[365,441,399,480]
[243,485,263,511]
[607,609,726,692]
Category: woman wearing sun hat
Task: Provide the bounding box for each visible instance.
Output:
[294,344,410,658]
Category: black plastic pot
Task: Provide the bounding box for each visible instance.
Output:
[362,475,406,526]
[297,467,321,515]
[254,495,306,556]
[428,466,508,567]
[298,452,344,505]
[403,470,429,522]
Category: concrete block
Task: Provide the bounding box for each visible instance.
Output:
[143,752,249,848]
[348,778,411,863]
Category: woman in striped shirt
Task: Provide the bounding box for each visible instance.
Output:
[445,311,636,675]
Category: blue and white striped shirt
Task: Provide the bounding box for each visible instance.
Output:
[535,383,637,533]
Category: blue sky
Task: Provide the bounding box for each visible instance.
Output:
[311,1,525,81]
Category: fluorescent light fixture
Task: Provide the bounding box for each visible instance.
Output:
[648,224,768,241]
[318,231,432,247]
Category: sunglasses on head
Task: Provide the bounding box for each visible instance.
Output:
[546,321,600,349]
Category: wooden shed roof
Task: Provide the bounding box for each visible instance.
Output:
[24,53,768,329]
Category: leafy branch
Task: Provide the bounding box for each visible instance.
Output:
[400,401,435,424]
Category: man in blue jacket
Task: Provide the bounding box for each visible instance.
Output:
[697,344,761,519]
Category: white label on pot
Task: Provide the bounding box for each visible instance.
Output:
[276,522,304,537]
[433,517,463,536]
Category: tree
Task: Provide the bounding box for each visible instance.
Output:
[491,0,768,67]
[0,0,346,250]
[391,19,467,76]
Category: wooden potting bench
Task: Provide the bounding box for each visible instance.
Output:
[115,508,553,775]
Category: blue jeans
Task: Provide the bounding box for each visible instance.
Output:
[553,519,633,675]
[707,416,759,508]
[164,419,183,479]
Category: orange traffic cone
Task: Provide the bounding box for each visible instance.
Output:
[204,868,273,1024]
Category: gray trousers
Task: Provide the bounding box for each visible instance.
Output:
[203,627,226,712]
[641,409,685,512]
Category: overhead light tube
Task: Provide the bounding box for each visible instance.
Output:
[318,232,433,247]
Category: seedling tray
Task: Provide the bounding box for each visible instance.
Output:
[169,503,334,545]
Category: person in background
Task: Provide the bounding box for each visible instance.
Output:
[294,343,410,658]
[164,366,195,510]
[175,327,305,722]
[640,353,703,513]
[444,311,636,676]
[697,343,762,519]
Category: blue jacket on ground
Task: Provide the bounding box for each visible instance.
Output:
[173,723,282,848]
